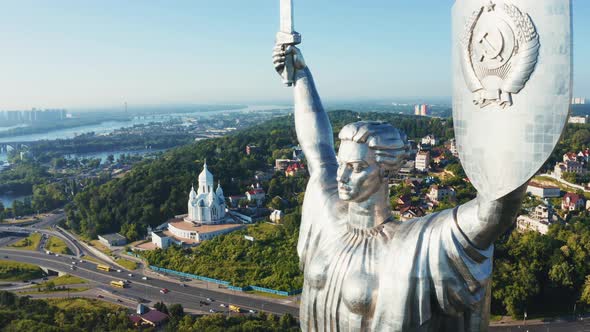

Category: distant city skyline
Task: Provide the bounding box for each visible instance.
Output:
[0,0,588,110]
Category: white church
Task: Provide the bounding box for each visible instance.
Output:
[149,162,244,249]
[185,161,227,224]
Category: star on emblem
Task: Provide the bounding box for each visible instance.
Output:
[485,1,496,12]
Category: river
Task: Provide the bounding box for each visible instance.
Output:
[0,105,289,208]
[0,105,289,144]
[0,194,29,209]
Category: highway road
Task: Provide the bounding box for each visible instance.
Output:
[0,248,299,317]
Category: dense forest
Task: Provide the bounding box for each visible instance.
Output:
[0,291,299,331]
[0,292,133,331]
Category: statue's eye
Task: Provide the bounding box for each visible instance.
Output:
[353,164,365,173]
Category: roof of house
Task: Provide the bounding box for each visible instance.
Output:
[152,231,167,238]
[400,206,425,217]
[141,310,168,324]
[247,188,265,195]
[168,219,244,233]
[129,315,143,324]
[563,192,585,204]
[98,233,126,243]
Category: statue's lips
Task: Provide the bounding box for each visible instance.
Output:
[338,185,352,193]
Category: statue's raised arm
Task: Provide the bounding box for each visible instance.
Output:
[273,45,337,187]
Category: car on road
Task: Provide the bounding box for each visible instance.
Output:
[117,269,122,273]
[116,299,123,303]
[55,254,60,257]
[219,304,226,308]
[207,298,213,302]
[71,262,76,265]
[124,279,131,284]
[70,266,76,270]
[128,273,133,277]
[96,295,104,299]
[160,288,169,294]
[141,276,148,280]
[209,309,215,313]
[79,260,84,263]
[249,309,257,314]
[3,256,8,259]
[42,277,48,281]
[180,283,187,287]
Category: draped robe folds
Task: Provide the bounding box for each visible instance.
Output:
[297,178,493,332]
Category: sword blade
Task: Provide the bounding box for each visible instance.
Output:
[280,0,294,34]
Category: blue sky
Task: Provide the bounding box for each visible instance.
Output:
[0,0,588,109]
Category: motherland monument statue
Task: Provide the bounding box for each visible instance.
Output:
[273,0,572,331]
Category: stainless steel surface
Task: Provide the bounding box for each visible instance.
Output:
[272,1,571,330]
[453,0,572,201]
[276,0,301,86]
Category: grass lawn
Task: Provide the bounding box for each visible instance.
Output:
[45,236,72,255]
[19,287,90,295]
[9,233,42,251]
[0,259,44,281]
[89,240,113,256]
[41,274,86,287]
[81,256,103,264]
[115,257,137,270]
[47,297,121,311]
[246,290,291,299]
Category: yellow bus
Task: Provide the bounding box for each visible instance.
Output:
[229,305,240,313]
[110,280,126,288]
[97,265,111,272]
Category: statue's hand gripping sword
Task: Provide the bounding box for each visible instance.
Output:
[276,0,301,86]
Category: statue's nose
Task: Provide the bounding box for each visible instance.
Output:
[337,168,351,183]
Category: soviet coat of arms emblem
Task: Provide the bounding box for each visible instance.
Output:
[461,1,540,108]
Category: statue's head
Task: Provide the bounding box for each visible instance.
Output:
[337,121,409,202]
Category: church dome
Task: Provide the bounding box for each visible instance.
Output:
[216,182,224,198]
[198,161,214,184]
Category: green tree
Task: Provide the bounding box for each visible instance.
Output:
[168,303,184,320]
[268,196,285,210]
[154,301,169,314]
[580,276,590,305]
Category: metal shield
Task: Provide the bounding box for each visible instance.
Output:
[452,0,572,200]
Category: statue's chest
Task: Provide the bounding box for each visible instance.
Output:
[305,229,386,317]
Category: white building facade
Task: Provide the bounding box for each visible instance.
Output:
[415,151,430,172]
[185,162,227,224]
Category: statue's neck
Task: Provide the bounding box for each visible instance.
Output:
[347,184,392,229]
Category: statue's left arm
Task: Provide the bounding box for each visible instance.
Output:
[456,184,528,249]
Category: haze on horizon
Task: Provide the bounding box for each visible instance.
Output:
[0,0,588,110]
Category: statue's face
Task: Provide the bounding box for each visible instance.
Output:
[337,141,383,202]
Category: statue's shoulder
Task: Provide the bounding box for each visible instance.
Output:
[391,208,455,236]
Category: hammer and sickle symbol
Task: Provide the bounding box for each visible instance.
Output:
[478,31,504,62]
